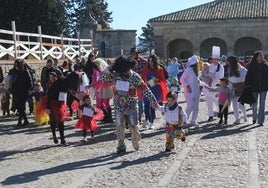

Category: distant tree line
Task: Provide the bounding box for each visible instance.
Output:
[0,0,112,37]
[0,0,153,52]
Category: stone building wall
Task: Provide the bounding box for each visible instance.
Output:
[151,19,268,58]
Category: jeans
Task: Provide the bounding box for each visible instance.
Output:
[252,91,267,124]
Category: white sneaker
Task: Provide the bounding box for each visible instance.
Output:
[81,137,87,142]
[142,120,148,128]
[234,119,240,125]
[149,123,155,129]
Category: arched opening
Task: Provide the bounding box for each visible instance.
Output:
[168,39,193,59]
[234,37,262,57]
[200,38,227,59]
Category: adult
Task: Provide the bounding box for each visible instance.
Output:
[0,65,3,83]
[46,72,80,145]
[131,47,148,123]
[85,52,96,84]
[180,55,201,127]
[100,55,159,153]
[244,50,268,126]
[228,56,248,124]
[205,50,224,121]
[141,54,169,129]
[40,59,63,93]
[10,59,33,126]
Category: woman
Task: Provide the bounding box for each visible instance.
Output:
[10,59,33,126]
[244,51,268,126]
[180,55,201,127]
[46,72,80,145]
[141,54,169,129]
[228,56,248,124]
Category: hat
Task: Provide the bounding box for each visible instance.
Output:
[212,46,220,59]
[221,55,227,62]
[188,55,198,66]
[130,47,141,54]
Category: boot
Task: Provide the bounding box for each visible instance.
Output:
[22,111,29,126]
[50,122,58,144]
[107,108,113,123]
[59,123,68,145]
[16,113,23,127]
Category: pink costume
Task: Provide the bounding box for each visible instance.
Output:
[91,68,113,109]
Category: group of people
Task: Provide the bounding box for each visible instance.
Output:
[0,47,267,153]
[181,49,268,129]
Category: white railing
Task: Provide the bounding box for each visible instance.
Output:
[0,21,94,60]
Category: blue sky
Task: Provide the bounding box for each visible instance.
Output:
[105,0,214,36]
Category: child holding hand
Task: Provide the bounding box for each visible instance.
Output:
[159,91,187,152]
[75,94,103,142]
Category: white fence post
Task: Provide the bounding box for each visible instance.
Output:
[38,26,43,60]
[61,34,64,59]
[77,32,81,57]
[12,21,17,59]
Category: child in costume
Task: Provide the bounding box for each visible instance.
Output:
[33,82,49,125]
[206,77,233,125]
[169,77,181,96]
[75,94,103,142]
[91,58,114,123]
[159,91,187,152]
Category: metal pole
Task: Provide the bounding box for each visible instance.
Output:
[12,21,17,59]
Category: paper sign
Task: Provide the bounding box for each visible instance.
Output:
[58,92,67,102]
[170,86,178,92]
[82,107,94,117]
[115,80,130,92]
[166,112,178,122]
[148,79,156,87]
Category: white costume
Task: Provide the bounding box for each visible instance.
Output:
[180,55,200,126]
[229,65,248,122]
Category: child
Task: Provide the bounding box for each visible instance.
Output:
[0,87,11,116]
[169,77,180,95]
[159,91,187,152]
[74,94,103,142]
[206,77,233,125]
[32,82,49,125]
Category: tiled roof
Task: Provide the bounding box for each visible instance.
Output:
[149,0,268,22]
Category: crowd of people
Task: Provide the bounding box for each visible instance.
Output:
[0,47,267,153]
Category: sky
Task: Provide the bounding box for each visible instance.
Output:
[105,0,215,36]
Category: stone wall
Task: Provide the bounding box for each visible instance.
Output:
[151,19,268,58]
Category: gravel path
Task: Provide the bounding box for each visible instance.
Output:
[0,93,267,188]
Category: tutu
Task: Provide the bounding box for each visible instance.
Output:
[34,96,50,125]
[75,108,104,131]
[49,99,69,122]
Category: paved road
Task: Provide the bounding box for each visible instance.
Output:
[0,93,267,188]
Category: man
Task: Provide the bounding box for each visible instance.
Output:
[131,47,148,124]
[40,59,63,93]
[205,46,224,122]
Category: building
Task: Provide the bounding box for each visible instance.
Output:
[149,0,268,59]
[80,22,136,58]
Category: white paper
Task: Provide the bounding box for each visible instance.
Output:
[166,111,178,122]
[170,86,178,92]
[82,107,94,117]
[115,80,130,92]
[58,92,67,102]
